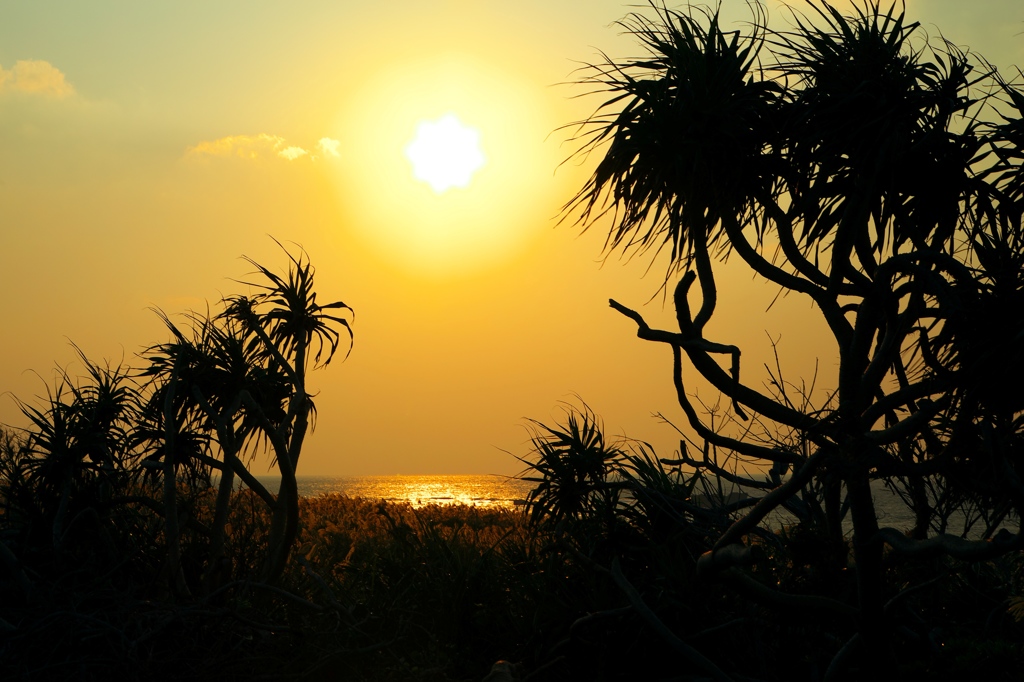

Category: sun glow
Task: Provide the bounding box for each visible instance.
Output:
[328,55,569,277]
[405,114,485,193]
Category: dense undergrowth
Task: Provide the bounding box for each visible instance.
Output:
[3,474,1023,681]
[1,391,1022,680]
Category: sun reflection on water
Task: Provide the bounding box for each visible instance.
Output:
[256,474,533,509]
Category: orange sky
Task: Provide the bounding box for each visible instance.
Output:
[2,1,1023,475]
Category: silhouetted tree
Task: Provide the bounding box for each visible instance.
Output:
[143,242,353,585]
[1,243,352,597]
[567,0,1024,674]
[13,352,138,555]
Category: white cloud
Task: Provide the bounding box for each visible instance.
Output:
[0,60,75,98]
[278,145,308,161]
[317,137,341,158]
[186,134,339,162]
[186,133,290,160]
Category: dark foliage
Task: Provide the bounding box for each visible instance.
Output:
[559,0,1024,677]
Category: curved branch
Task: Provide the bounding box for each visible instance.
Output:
[718,567,859,619]
[674,446,776,489]
[859,377,945,426]
[228,300,301,386]
[671,346,803,464]
[860,295,922,397]
[865,395,949,444]
[239,390,293,477]
[692,237,718,332]
[225,453,276,508]
[720,214,855,347]
[671,275,747,420]
[711,450,825,551]
[875,527,1024,561]
[763,198,831,289]
[611,298,819,431]
[720,213,823,296]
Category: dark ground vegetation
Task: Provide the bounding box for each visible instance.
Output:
[2,441,1023,681]
[4,1,1024,679]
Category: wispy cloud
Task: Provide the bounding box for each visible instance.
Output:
[317,137,341,157]
[186,133,291,160]
[185,134,341,162]
[0,60,75,98]
[278,145,308,161]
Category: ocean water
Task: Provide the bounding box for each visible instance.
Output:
[255,474,534,509]
[249,475,1017,536]
[767,482,1019,537]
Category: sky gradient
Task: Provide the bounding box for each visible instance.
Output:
[2,1,1023,476]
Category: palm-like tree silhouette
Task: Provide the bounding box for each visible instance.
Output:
[140,241,352,587]
[16,351,138,553]
[567,0,1024,672]
[223,246,352,582]
[141,311,272,593]
[518,403,627,528]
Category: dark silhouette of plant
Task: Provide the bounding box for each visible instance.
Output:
[0,242,352,607]
[142,242,353,585]
[13,352,139,555]
[518,403,626,529]
[518,402,732,582]
[565,0,1024,675]
[223,246,353,582]
[139,312,267,594]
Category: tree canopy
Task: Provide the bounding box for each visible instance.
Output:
[565,0,1024,672]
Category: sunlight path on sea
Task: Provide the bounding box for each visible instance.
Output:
[248,475,1019,539]
[255,474,534,509]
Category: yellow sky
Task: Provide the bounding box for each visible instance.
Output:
[2,1,1023,475]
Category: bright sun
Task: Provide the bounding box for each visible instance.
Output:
[404,114,486,193]
[332,56,562,276]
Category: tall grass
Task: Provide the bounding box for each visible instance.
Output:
[3,400,1023,681]
[3,471,1024,680]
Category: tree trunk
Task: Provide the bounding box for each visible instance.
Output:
[846,472,888,670]
[262,470,299,583]
[261,341,309,583]
[203,452,235,595]
[161,369,190,598]
[823,478,847,574]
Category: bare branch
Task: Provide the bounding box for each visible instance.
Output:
[610,298,820,431]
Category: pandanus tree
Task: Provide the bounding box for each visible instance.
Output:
[143,244,353,586]
[567,0,1024,673]
[141,311,279,594]
[0,243,350,607]
[224,247,353,582]
[14,352,138,554]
